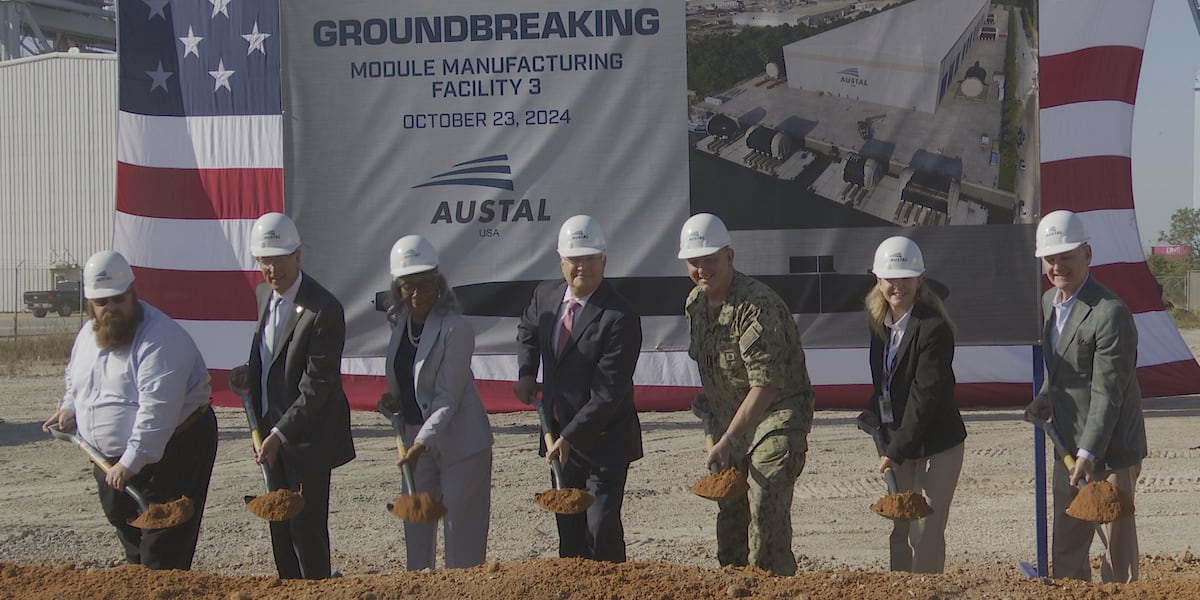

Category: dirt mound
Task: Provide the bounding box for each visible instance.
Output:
[5,556,1200,599]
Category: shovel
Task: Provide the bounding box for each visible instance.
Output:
[1029,415,1133,524]
[689,409,748,501]
[233,386,304,521]
[378,400,446,523]
[855,412,932,520]
[48,426,194,530]
[531,397,593,515]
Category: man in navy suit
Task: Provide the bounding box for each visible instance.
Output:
[514,215,643,562]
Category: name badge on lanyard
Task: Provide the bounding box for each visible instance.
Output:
[879,330,899,424]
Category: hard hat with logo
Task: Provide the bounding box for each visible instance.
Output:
[250,212,301,257]
[678,213,732,259]
[872,236,926,278]
[389,235,439,277]
[557,215,607,257]
[1034,210,1089,258]
[83,250,135,299]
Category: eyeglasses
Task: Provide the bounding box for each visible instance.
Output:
[256,254,295,268]
[562,254,603,266]
[92,291,130,307]
[396,278,438,295]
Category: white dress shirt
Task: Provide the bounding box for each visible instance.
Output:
[61,301,211,473]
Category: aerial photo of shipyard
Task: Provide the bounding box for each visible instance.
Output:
[685,0,1039,230]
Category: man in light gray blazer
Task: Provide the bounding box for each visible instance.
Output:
[1026,210,1147,583]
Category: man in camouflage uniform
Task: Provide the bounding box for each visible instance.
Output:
[677,213,815,576]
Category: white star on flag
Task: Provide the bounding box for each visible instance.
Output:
[242,22,271,56]
[209,0,232,19]
[142,0,169,20]
[208,60,235,92]
[179,27,204,58]
[146,61,173,92]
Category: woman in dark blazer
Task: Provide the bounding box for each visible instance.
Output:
[380,235,493,570]
[864,236,966,574]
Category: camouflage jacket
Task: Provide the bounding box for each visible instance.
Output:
[686,271,814,452]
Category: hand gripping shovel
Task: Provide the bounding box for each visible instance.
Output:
[1029,415,1133,524]
[378,400,446,523]
[531,397,593,515]
[855,412,932,520]
[689,408,748,501]
[48,426,194,529]
[234,387,304,521]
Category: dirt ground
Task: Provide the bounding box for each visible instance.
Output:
[2,331,1200,598]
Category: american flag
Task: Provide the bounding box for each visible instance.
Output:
[114,0,281,403]
[1040,0,1200,397]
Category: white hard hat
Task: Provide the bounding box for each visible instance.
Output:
[872,236,926,278]
[83,250,135,299]
[557,215,607,257]
[678,213,732,259]
[1034,210,1089,258]
[389,235,439,277]
[250,212,301,257]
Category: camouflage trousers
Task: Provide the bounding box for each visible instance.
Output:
[715,429,808,575]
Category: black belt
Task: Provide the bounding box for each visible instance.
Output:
[174,404,212,436]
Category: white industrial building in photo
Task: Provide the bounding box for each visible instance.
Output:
[0,52,116,314]
[782,0,989,113]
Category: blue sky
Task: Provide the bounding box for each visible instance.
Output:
[1131,0,1200,246]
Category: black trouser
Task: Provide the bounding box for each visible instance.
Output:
[94,406,218,570]
[554,455,630,563]
[268,459,333,579]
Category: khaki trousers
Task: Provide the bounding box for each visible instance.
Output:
[1052,461,1141,582]
[889,442,964,573]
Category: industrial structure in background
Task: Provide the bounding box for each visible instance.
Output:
[0,0,113,60]
[0,1,115,316]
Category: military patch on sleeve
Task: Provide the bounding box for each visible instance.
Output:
[739,321,762,354]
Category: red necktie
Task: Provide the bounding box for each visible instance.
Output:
[556,299,579,359]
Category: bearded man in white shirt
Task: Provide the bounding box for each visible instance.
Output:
[42,251,217,570]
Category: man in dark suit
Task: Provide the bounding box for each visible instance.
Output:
[1025,210,1146,583]
[514,214,643,562]
[230,212,356,579]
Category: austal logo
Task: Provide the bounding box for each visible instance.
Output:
[837,67,867,87]
[418,154,551,226]
[415,154,515,191]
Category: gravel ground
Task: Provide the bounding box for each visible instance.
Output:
[1,332,1199,598]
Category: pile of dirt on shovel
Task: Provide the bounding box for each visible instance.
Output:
[534,488,592,514]
[389,493,447,522]
[7,555,1200,599]
[128,497,194,529]
[870,491,934,520]
[1066,481,1135,523]
[245,489,305,521]
[691,467,749,500]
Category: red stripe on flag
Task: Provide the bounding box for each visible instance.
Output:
[117,162,283,220]
[1136,359,1200,398]
[1090,263,1168,315]
[132,267,260,321]
[1040,156,1133,213]
[1039,46,1143,109]
[208,373,1036,413]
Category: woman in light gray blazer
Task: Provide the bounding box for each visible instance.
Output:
[380,234,493,570]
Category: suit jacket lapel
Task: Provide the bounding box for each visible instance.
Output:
[544,282,567,367]
[413,312,442,376]
[891,312,919,372]
[1054,282,1093,358]
[271,275,308,364]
